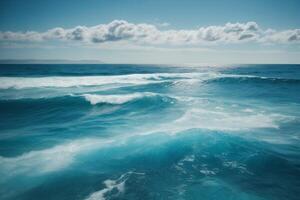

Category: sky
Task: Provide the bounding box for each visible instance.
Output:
[0,0,299,64]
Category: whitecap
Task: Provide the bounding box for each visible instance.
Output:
[82,92,156,105]
[0,72,286,90]
[0,73,199,89]
[0,74,160,89]
[0,72,232,89]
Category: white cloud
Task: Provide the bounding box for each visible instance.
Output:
[157,22,170,27]
[0,20,299,46]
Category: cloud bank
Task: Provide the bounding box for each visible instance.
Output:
[0,20,299,46]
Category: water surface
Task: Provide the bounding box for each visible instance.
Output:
[0,64,300,200]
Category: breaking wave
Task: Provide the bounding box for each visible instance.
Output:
[82,92,158,105]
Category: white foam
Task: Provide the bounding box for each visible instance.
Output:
[177,155,195,168]
[200,169,216,176]
[0,72,276,90]
[182,155,195,162]
[0,138,113,178]
[0,74,157,89]
[85,172,144,200]
[0,132,145,181]
[85,179,125,200]
[172,108,281,131]
[0,72,230,89]
[0,73,195,89]
[82,92,156,105]
[143,107,290,135]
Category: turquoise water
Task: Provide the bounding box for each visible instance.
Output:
[0,64,300,200]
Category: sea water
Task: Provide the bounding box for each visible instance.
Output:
[0,64,299,200]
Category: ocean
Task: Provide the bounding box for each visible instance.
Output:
[0,64,299,200]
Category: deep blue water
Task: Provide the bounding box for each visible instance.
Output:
[0,64,300,200]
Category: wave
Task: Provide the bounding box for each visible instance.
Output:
[0,75,158,89]
[0,138,114,178]
[0,92,171,107]
[207,74,300,84]
[0,133,145,181]
[0,73,200,89]
[0,72,299,90]
[0,107,293,182]
[172,108,288,130]
[142,108,292,135]
[82,92,157,105]
[0,92,293,134]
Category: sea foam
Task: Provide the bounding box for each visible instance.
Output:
[85,172,144,200]
[172,108,283,131]
[142,107,291,136]
[82,92,156,105]
[0,72,221,89]
[0,138,113,178]
[0,72,297,90]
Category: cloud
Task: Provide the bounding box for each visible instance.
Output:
[157,22,170,27]
[0,20,299,46]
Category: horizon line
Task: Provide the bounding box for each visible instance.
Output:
[0,59,299,66]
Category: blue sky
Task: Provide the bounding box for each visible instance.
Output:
[0,0,299,64]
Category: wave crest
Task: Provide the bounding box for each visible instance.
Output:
[1,72,299,90]
[0,73,196,89]
[82,93,156,105]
